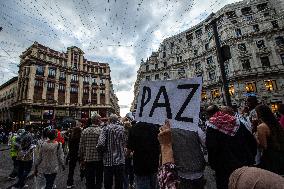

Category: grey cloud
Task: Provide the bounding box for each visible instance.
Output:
[1,0,227,104]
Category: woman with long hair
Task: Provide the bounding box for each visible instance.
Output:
[66,126,82,188]
[255,104,284,175]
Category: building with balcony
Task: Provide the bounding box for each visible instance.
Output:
[131,0,284,112]
[0,77,18,125]
[4,42,120,126]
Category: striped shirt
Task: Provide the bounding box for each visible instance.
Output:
[79,126,102,162]
[97,123,126,166]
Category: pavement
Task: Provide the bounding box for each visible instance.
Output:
[0,144,216,189]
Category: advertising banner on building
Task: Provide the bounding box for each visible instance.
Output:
[135,77,202,131]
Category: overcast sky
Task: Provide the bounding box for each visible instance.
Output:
[0,0,240,116]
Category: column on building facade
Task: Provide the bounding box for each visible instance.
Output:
[67,49,72,68]
[97,78,101,105]
[105,78,110,105]
[78,75,83,105]
[268,36,280,67]
[65,74,71,105]
[27,65,36,101]
[42,65,49,100]
[54,67,60,102]
[88,85,92,104]
[79,54,84,71]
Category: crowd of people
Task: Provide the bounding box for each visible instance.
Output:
[3,96,284,189]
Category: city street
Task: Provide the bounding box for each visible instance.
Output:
[0,144,217,189]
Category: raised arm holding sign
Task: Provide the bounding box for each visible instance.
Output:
[135,77,202,131]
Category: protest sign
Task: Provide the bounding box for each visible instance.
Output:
[135,77,202,131]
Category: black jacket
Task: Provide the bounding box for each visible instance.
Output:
[206,123,257,174]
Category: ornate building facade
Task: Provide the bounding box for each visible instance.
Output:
[0,42,119,126]
[0,77,18,125]
[132,0,284,112]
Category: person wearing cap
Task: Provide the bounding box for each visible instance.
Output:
[97,114,126,189]
[79,114,103,189]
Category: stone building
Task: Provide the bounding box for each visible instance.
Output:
[131,0,284,112]
[1,42,119,126]
[0,77,18,125]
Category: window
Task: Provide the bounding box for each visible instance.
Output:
[35,80,43,87]
[211,89,220,99]
[155,74,160,80]
[186,32,193,41]
[246,15,253,21]
[170,42,174,49]
[257,3,268,11]
[260,56,270,67]
[264,80,277,92]
[229,85,235,96]
[146,65,149,71]
[271,103,280,113]
[275,36,284,46]
[195,62,201,70]
[205,43,209,50]
[207,56,213,65]
[83,88,89,94]
[201,91,207,101]
[256,40,265,48]
[59,84,65,92]
[162,52,166,58]
[253,24,260,32]
[48,68,56,77]
[245,82,257,93]
[178,38,182,43]
[207,31,213,39]
[59,72,65,80]
[241,7,252,15]
[145,76,150,81]
[155,64,158,69]
[73,63,78,70]
[92,88,97,94]
[271,20,279,28]
[195,29,202,38]
[235,28,242,37]
[194,50,198,56]
[70,86,78,93]
[47,82,55,90]
[208,70,215,80]
[263,12,270,17]
[100,78,105,85]
[226,11,237,19]
[238,43,247,51]
[177,56,182,62]
[36,65,44,75]
[92,77,97,85]
[71,74,78,82]
[281,54,284,64]
[163,73,170,80]
[83,76,90,83]
[163,62,167,67]
[242,59,251,70]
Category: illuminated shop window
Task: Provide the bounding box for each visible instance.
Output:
[245,82,257,93]
[201,91,207,101]
[229,85,235,96]
[271,103,280,113]
[264,80,277,92]
[211,89,220,99]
